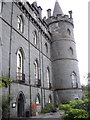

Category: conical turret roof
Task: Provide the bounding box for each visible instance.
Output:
[53,0,63,17]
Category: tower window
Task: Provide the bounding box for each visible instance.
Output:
[47,67,50,88]
[45,43,48,53]
[72,72,77,88]
[67,28,71,35]
[17,15,24,33]
[34,60,38,84]
[69,47,73,55]
[33,31,37,46]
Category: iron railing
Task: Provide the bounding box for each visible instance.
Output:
[16,72,25,83]
[35,79,41,87]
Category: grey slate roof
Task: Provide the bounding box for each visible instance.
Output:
[53,0,63,17]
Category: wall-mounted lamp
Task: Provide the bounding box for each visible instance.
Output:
[12,102,16,108]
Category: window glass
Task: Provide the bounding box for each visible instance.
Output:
[45,43,48,53]
[33,31,37,45]
[72,72,77,88]
[47,67,50,88]
[70,47,73,55]
[35,94,40,105]
[34,60,38,84]
[17,15,24,33]
[17,49,23,80]
[0,0,2,13]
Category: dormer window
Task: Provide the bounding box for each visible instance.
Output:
[17,15,24,33]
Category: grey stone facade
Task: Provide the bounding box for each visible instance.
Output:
[0,0,82,118]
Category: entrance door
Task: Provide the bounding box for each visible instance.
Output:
[17,93,24,117]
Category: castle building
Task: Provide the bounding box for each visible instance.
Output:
[0,0,82,118]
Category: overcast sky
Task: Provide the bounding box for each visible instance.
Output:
[28,0,88,85]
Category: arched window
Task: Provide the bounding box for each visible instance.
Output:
[67,28,71,35]
[35,93,40,105]
[17,15,24,33]
[72,72,77,88]
[33,31,37,46]
[17,48,25,82]
[69,47,73,55]
[34,60,38,84]
[47,67,50,88]
[45,43,48,53]
[17,49,22,74]
[48,95,52,103]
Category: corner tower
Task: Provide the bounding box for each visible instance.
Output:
[46,1,82,104]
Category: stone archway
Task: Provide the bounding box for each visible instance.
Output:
[17,92,25,117]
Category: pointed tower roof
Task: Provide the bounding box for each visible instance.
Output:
[53,0,63,17]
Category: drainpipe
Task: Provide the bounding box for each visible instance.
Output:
[28,11,32,116]
[8,2,13,118]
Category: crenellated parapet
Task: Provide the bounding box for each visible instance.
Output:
[46,13,74,27]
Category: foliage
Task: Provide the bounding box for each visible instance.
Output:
[41,103,56,113]
[0,75,12,118]
[62,109,88,119]
[59,104,71,111]
[0,75,12,88]
[59,85,89,119]
[2,94,13,119]
[2,94,9,118]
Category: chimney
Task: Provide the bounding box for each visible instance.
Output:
[68,10,72,19]
[38,6,42,19]
[47,9,51,18]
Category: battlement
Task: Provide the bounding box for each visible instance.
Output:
[46,13,74,27]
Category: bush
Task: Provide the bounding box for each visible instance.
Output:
[59,104,71,111]
[63,109,88,119]
[41,103,56,113]
[2,95,10,118]
[59,99,89,119]
[69,100,76,108]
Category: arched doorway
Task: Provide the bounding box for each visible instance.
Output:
[17,93,25,117]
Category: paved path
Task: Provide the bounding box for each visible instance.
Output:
[4,110,64,120]
[31,110,64,118]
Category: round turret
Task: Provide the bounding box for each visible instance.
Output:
[47,1,82,103]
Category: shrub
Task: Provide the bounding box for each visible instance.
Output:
[59,104,71,111]
[63,109,88,119]
[69,100,76,108]
[59,99,89,119]
[2,95,10,118]
[41,103,56,113]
